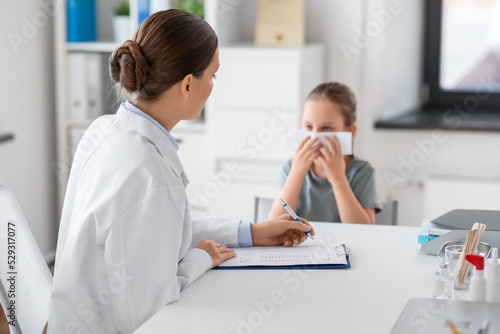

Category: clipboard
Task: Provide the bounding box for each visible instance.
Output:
[214,242,351,270]
[214,259,350,270]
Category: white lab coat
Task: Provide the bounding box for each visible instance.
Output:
[48,105,241,334]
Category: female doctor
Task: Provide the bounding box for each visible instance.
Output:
[48,9,314,334]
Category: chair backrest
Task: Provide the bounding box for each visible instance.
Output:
[375,201,398,225]
[254,197,275,223]
[0,184,52,334]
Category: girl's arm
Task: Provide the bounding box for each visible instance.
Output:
[317,136,375,224]
[329,176,376,224]
[268,179,304,219]
[268,137,320,219]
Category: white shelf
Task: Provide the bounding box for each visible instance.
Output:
[66,41,120,53]
[222,43,313,50]
[65,41,317,55]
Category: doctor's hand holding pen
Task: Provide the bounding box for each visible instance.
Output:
[197,215,314,267]
[250,214,315,247]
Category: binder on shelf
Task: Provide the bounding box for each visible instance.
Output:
[67,0,96,42]
[69,53,110,121]
[215,240,350,270]
[131,0,171,33]
[138,0,150,25]
[86,53,104,120]
[68,53,88,120]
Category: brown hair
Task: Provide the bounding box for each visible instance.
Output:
[305,82,357,126]
[109,9,218,101]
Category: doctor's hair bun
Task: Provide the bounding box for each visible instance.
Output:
[109,40,149,94]
[108,9,218,102]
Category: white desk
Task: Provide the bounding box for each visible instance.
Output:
[134,223,436,334]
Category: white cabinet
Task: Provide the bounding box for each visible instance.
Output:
[209,45,323,169]
[214,51,301,109]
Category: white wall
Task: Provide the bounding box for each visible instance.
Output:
[0,1,57,258]
[305,0,365,95]
[306,0,500,226]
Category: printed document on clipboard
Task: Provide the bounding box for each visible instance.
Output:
[215,238,350,270]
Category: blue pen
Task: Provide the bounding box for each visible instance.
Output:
[279,198,314,240]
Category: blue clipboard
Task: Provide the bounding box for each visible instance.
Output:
[214,257,351,270]
[214,243,351,270]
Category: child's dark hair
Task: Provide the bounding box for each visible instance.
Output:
[305,82,357,126]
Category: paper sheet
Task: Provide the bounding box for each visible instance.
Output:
[285,129,353,155]
[219,238,348,267]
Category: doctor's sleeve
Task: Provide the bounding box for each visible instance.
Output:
[103,185,211,333]
[190,217,241,247]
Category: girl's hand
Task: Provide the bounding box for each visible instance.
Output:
[316,136,346,184]
[289,136,320,178]
[196,240,235,268]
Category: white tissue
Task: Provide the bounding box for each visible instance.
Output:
[285,129,353,155]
